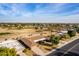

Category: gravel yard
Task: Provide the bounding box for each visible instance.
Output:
[0,40,25,51]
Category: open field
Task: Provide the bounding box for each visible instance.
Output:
[0,23,79,39]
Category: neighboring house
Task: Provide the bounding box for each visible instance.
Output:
[58,30,68,36]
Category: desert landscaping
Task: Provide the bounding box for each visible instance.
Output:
[0,23,79,56]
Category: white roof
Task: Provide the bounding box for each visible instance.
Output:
[34,38,46,42]
[60,31,68,33]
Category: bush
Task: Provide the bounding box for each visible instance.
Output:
[76,27,79,33]
[50,35,60,45]
[68,29,76,37]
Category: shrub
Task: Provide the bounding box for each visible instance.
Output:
[50,35,60,45]
[76,27,79,33]
[68,29,76,37]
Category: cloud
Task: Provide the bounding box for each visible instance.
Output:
[0,3,79,23]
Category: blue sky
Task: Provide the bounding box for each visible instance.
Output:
[0,3,79,23]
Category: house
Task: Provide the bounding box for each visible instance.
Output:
[58,30,68,36]
[19,35,48,55]
[19,35,48,47]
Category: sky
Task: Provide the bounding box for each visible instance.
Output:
[0,3,79,23]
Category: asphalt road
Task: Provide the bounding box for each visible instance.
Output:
[47,39,79,56]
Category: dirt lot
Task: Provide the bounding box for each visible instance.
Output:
[0,27,36,39]
[0,27,57,41]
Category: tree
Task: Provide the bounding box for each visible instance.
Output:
[34,26,38,30]
[50,35,60,45]
[68,29,76,37]
[76,27,79,33]
[0,47,16,56]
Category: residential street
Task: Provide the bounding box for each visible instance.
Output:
[47,38,79,56]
